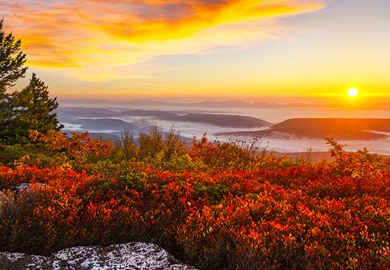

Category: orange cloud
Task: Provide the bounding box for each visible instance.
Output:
[1,0,327,80]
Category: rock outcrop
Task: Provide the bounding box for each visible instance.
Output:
[0,242,198,270]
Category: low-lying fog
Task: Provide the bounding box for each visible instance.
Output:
[58,102,390,156]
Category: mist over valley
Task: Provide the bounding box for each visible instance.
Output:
[57,100,390,156]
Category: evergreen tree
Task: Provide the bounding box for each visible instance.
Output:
[0,19,62,144]
[1,73,63,144]
[0,19,27,95]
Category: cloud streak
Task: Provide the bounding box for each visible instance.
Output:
[1,0,327,80]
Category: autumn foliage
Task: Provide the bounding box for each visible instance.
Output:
[1,131,390,269]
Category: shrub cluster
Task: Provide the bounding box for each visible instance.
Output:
[1,130,390,269]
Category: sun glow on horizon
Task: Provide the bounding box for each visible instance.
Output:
[2,1,390,99]
[347,87,359,97]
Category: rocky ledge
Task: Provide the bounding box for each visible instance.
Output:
[0,242,198,270]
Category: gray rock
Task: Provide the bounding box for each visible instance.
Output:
[5,183,46,202]
[0,252,75,270]
[0,242,198,270]
[9,183,31,193]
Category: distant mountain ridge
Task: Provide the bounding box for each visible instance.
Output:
[58,107,390,141]
[220,118,390,140]
[160,113,272,128]
[58,107,274,147]
[58,107,272,130]
[72,119,137,131]
[59,98,390,110]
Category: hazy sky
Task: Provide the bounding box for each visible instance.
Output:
[2,0,390,101]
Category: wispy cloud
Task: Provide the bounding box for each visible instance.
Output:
[1,0,327,80]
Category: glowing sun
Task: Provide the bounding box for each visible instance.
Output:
[347,87,359,97]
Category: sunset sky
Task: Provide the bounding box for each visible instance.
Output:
[2,0,390,101]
